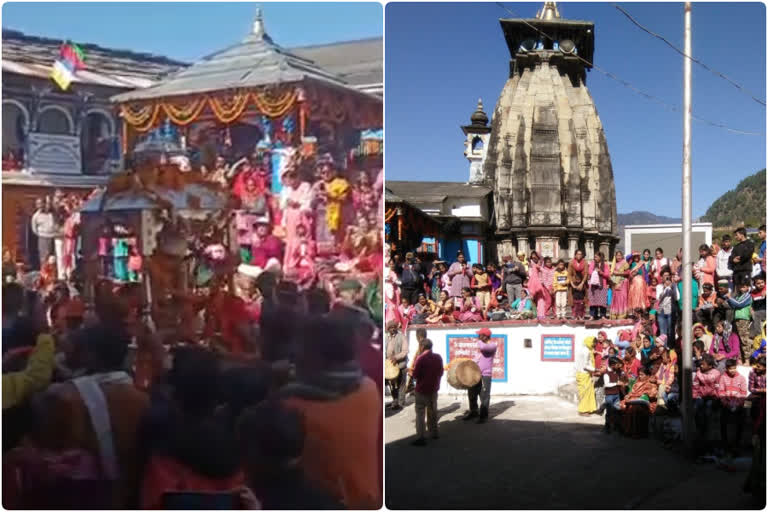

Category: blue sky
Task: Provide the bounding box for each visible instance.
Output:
[385,2,766,218]
[1,2,383,61]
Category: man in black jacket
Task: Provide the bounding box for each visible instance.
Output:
[729,227,755,287]
[502,254,527,303]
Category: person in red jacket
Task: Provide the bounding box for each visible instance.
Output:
[411,339,444,446]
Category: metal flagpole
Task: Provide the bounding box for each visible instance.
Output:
[680,1,695,457]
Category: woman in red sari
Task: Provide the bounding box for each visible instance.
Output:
[567,249,587,311]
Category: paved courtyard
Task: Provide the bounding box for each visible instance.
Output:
[385,395,762,510]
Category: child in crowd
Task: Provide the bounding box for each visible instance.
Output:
[710,320,740,372]
[656,349,678,411]
[623,346,640,379]
[553,259,569,319]
[570,273,586,320]
[718,358,748,457]
[471,264,492,311]
[602,356,625,434]
[726,282,753,364]
[398,296,414,332]
[692,354,721,456]
[614,329,632,358]
[693,340,706,370]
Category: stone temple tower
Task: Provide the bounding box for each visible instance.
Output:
[462,99,492,185]
[481,2,618,261]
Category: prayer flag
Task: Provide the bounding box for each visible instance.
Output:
[50,42,86,91]
[50,59,75,90]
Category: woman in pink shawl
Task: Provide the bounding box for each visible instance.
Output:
[587,251,611,320]
[281,167,312,269]
[456,287,483,322]
[527,251,551,320]
[384,259,402,327]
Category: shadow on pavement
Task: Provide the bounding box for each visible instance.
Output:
[386,416,763,510]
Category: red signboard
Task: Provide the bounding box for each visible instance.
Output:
[446,334,507,382]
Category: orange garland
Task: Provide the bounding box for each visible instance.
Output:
[120,87,299,131]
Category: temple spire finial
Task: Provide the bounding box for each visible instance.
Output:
[252,6,265,38]
[536,2,560,20]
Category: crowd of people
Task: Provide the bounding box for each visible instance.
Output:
[2,143,386,509]
[386,227,765,360]
[385,227,765,489]
[2,266,383,509]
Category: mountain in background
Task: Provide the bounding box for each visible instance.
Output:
[617,211,681,226]
[702,169,766,227]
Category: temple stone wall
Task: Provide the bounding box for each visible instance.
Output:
[483,50,618,260]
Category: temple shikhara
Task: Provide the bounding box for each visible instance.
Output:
[388,2,618,262]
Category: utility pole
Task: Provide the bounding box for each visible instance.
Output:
[680,1,695,457]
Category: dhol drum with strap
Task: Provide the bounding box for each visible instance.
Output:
[384,359,400,380]
[446,358,482,390]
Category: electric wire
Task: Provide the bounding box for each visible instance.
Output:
[494,2,763,136]
[613,3,766,107]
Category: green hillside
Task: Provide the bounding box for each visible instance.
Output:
[702,169,766,227]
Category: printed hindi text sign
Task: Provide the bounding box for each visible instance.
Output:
[540,334,574,362]
[446,334,507,382]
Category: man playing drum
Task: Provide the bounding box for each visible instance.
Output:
[462,327,497,423]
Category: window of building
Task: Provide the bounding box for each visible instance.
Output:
[38,108,72,135]
[2,102,27,169]
[421,236,438,254]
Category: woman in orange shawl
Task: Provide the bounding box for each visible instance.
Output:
[609,251,630,320]
[628,251,648,315]
[620,367,658,438]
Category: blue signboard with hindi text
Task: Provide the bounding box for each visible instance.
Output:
[540,334,575,362]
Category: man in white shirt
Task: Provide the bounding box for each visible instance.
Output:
[716,235,733,292]
[656,271,676,344]
[30,198,56,270]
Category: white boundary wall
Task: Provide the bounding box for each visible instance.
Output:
[406,322,628,396]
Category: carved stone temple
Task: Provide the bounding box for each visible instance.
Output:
[387,3,618,263]
[480,2,618,261]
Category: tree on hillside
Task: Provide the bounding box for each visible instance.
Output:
[703,169,766,227]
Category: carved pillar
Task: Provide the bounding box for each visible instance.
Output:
[516,236,529,257]
[497,239,514,261]
[584,238,595,261]
[568,236,579,260]
[599,241,611,260]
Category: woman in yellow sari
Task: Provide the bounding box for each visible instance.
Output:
[576,336,598,415]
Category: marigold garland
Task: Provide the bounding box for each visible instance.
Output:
[384,208,397,223]
[121,88,299,129]
[209,93,250,124]
[162,98,207,124]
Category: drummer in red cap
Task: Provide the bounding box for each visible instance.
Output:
[462,327,498,423]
